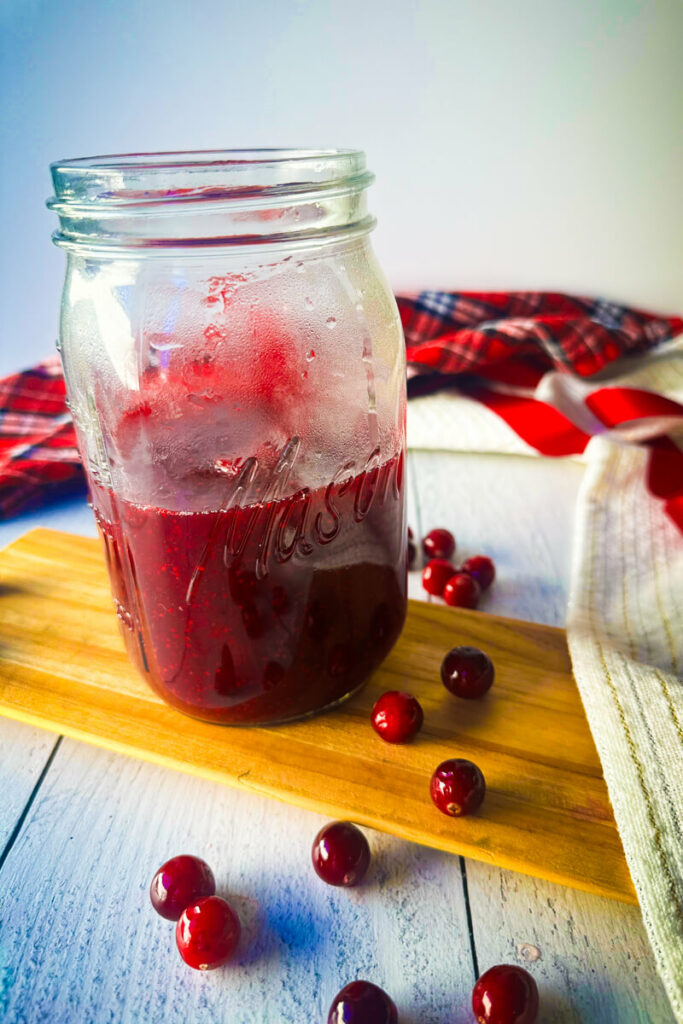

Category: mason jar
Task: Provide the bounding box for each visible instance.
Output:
[48,149,407,724]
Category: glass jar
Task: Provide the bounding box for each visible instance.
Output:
[48,149,407,724]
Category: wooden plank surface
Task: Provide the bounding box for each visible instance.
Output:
[0,527,635,904]
[406,450,579,628]
[0,736,475,1024]
[0,721,58,852]
[467,860,674,1024]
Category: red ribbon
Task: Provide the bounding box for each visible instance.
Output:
[466,386,591,457]
[463,383,683,533]
[586,388,683,427]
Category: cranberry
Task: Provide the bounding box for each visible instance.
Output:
[441,646,494,699]
[407,527,417,569]
[312,821,370,887]
[472,964,539,1024]
[443,572,480,608]
[461,554,496,591]
[430,758,486,816]
[407,539,417,569]
[422,558,455,596]
[422,527,456,560]
[149,854,216,921]
[327,980,398,1024]
[175,895,241,970]
[371,691,424,743]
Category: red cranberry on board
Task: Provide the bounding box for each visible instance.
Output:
[443,573,480,609]
[176,895,241,970]
[441,646,495,699]
[461,554,496,591]
[327,980,398,1024]
[422,527,456,560]
[312,821,370,887]
[422,558,455,596]
[430,758,486,817]
[472,963,539,1024]
[149,854,216,921]
[371,691,424,744]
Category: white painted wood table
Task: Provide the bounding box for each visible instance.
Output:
[0,450,674,1023]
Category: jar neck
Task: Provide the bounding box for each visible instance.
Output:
[47,149,376,255]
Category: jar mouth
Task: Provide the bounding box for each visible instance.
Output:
[48,148,376,253]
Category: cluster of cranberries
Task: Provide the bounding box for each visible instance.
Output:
[326,967,539,1023]
[370,645,494,818]
[310,817,537,1022]
[409,526,496,610]
[150,854,240,970]
[148,631,539,1019]
[334,635,539,1019]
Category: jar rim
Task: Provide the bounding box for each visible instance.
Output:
[51,147,362,171]
[48,148,376,252]
[49,148,371,205]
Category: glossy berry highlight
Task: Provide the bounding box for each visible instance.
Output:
[312,821,370,887]
[472,963,539,1024]
[441,646,495,699]
[149,854,216,921]
[175,895,241,970]
[461,554,496,591]
[422,558,455,596]
[371,690,424,744]
[422,527,456,560]
[430,758,486,817]
[327,980,398,1024]
[443,572,480,608]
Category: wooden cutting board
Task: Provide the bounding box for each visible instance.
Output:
[0,528,634,904]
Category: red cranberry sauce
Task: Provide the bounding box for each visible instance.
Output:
[92,453,406,724]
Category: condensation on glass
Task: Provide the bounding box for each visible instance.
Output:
[49,149,407,724]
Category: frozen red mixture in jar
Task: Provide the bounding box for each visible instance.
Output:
[91,320,406,724]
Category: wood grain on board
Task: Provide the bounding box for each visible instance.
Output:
[0,528,634,904]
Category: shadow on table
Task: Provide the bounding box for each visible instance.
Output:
[259,889,326,971]
[399,1006,471,1024]
[536,986,576,1022]
[230,892,278,970]
[0,582,26,597]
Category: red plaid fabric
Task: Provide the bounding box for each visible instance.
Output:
[1,292,681,521]
[0,356,85,518]
[401,290,683,531]
[401,291,683,386]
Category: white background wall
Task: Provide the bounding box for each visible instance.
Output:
[1,0,681,375]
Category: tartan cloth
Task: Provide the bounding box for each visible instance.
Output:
[401,291,683,531]
[401,291,683,387]
[0,357,85,519]
[1,292,681,520]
